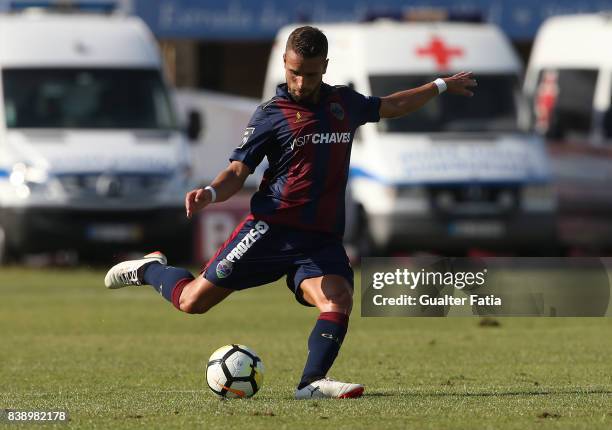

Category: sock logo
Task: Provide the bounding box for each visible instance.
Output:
[321,333,342,345]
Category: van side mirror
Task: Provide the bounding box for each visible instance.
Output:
[186,109,203,142]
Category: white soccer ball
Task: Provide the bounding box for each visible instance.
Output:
[206,344,264,399]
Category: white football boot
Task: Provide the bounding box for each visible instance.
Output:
[104,251,167,289]
[295,377,364,399]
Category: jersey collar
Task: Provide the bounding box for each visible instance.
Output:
[276,83,333,106]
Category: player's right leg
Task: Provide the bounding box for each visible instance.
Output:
[284,234,363,400]
[293,274,363,399]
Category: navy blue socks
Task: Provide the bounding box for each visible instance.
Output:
[143,262,194,308]
[298,312,349,389]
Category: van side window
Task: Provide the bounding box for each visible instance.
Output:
[532,69,597,140]
[370,74,518,133]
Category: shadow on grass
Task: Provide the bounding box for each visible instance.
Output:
[363,392,395,397]
[364,388,612,398]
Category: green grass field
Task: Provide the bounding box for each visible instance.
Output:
[0,266,611,429]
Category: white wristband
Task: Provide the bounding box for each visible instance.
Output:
[433,78,447,94]
[204,185,216,203]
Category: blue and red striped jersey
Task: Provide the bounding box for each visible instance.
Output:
[230,83,380,237]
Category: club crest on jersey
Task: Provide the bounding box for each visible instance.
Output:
[216,259,233,278]
[294,111,304,123]
[239,127,255,148]
[330,103,345,121]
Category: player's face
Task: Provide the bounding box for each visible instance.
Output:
[283,49,328,103]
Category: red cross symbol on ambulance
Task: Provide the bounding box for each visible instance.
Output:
[416,36,464,71]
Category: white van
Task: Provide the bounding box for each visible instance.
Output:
[524,13,612,250]
[265,21,556,254]
[0,8,200,262]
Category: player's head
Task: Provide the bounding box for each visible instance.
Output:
[283,26,328,103]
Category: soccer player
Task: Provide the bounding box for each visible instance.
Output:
[105,26,476,399]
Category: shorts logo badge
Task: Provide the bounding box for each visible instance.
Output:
[238,127,255,148]
[216,259,233,278]
[330,103,344,121]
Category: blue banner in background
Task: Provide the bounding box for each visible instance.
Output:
[133,0,612,40]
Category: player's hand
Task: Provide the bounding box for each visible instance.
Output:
[444,71,477,97]
[185,187,212,219]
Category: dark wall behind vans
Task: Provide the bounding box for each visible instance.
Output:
[159,39,532,99]
[160,40,272,98]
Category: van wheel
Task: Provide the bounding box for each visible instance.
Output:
[354,208,379,258]
[0,226,20,265]
[0,226,11,264]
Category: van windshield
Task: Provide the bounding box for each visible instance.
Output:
[531,68,597,140]
[370,74,519,133]
[2,68,177,129]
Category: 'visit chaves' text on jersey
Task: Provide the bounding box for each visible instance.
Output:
[230,83,381,237]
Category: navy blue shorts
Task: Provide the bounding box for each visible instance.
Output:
[201,216,353,307]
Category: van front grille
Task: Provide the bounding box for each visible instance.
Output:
[428,185,519,215]
[57,173,168,199]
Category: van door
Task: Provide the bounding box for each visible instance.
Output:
[533,67,612,249]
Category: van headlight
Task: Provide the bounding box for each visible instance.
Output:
[175,164,192,186]
[158,165,193,203]
[9,163,49,199]
[397,185,425,199]
[9,163,48,185]
[522,183,556,211]
[523,184,553,200]
[166,164,192,190]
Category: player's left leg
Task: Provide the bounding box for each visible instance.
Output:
[294,274,364,399]
[104,252,234,312]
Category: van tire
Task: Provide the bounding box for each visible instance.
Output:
[0,225,22,265]
[351,206,378,258]
[0,226,11,264]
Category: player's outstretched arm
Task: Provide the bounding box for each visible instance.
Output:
[379,71,477,119]
[185,160,250,219]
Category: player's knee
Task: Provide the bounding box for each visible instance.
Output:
[179,296,210,314]
[177,278,230,314]
[321,283,353,308]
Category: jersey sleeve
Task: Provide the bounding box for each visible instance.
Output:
[229,107,273,173]
[343,87,381,126]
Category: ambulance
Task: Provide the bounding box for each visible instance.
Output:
[264,21,556,254]
[523,13,612,251]
[0,5,200,262]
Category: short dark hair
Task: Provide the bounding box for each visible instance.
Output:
[286,26,328,58]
